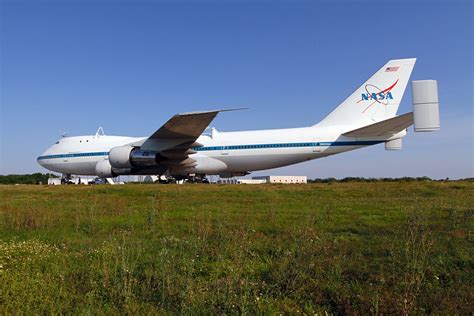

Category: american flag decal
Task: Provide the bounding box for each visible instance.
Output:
[385,66,399,72]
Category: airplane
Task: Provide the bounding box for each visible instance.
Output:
[37,58,440,181]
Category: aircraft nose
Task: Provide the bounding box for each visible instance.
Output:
[37,153,46,167]
[37,147,52,167]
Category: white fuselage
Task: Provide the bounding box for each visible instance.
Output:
[37,125,402,176]
[36,59,426,177]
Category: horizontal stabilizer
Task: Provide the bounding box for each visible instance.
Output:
[342,112,414,137]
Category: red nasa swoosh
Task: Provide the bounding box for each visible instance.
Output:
[360,79,399,113]
[382,79,399,94]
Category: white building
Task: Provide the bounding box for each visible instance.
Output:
[217,178,238,184]
[252,176,307,184]
[47,178,62,185]
[237,179,267,184]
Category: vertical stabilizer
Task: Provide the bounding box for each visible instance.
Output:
[316,58,416,128]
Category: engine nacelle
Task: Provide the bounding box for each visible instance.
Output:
[95,160,131,178]
[109,146,134,168]
[109,146,162,168]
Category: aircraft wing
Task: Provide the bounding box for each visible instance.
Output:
[342,112,414,137]
[133,109,244,168]
[149,110,219,140]
[139,110,219,152]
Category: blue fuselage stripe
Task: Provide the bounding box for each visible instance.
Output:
[192,141,382,151]
[37,141,383,160]
[37,152,109,160]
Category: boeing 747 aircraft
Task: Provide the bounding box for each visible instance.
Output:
[37,58,440,180]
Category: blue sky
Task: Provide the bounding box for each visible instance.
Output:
[1,0,472,179]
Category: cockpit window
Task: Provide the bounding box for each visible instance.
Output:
[55,141,60,144]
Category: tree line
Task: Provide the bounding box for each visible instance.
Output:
[0,173,58,185]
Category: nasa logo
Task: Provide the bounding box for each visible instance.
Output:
[357,79,399,113]
[361,91,394,101]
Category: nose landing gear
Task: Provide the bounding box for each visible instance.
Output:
[61,174,73,184]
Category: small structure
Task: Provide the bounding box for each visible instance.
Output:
[252,176,307,184]
[217,175,307,184]
[217,178,239,184]
[237,179,267,184]
[48,176,92,185]
[48,178,61,185]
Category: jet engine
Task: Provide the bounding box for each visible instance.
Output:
[108,146,229,176]
[95,160,131,178]
[108,146,165,169]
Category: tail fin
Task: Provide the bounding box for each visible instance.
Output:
[316,58,416,128]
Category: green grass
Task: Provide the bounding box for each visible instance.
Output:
[0,182,473,314]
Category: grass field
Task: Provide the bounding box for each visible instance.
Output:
[0,182,473,314]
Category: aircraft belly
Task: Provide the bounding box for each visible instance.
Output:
[41,157,101,175]
[215,150,321,172]
[203,144,370,172]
